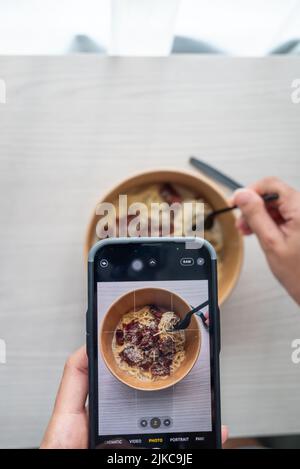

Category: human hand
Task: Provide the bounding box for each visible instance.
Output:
[40,346,88,449]
[232,177,300,305]
[40,346,228,449]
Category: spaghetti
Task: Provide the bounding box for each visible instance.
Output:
[112,305,186,381]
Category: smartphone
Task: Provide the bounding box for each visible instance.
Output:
[87,237,221,449]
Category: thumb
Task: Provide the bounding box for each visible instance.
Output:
[54,346,88,414]
[232,188,283,252]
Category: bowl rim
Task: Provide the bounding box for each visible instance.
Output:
[84,167,244,304]
[99,286,202,391]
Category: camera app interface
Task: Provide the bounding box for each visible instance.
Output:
[95,244,214,449]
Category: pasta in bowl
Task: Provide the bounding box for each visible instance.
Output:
[100,287,201,391]
[85,169,244,304]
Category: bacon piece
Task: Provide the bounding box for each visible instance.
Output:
[124,320,139,332]
[158,354,173,368]
[124,320,143,345]
[115,328,124,346]
[139,326,159,351]
[158,337,175,356]
[119,346,143,366]
[160,183,182,205]
[150,360,170,377]
[139,356,153,371]
[149,305,163,321]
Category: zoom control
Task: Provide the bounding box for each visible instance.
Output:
[139,416,173,429]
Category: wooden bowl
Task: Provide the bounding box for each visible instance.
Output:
[100,287,201,391]
[85,169,244,304]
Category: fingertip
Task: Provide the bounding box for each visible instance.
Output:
[66,346,88,373]
[227,194,234,206]
[232,188,261,207]
[55,346,88,414]
[221,425,229,445]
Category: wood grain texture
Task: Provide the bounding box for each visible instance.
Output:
[0,56,300,447]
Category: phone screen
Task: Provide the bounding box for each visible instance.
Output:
[89,239,220,449]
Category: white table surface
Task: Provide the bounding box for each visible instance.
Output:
[0,56,300,448]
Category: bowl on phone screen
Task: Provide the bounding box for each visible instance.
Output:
[100,287,201,391]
